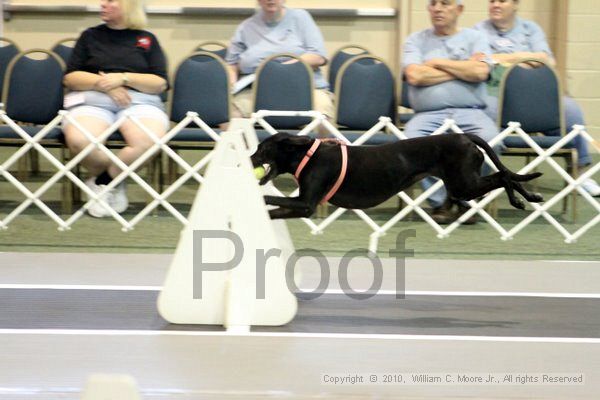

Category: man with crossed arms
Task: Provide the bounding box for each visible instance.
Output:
[403,0,499,224]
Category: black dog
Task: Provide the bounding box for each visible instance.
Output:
[251,133,543,219]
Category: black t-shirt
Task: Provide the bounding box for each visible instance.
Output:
[66,24,168,83]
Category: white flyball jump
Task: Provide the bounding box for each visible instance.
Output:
[158,119,298,331]
[81,374,141,400]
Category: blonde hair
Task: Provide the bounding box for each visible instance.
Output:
[120,0,148,30]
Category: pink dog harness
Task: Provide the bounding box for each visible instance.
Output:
[294,139,348,204]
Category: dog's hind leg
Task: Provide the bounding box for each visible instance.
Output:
[447,172,526,209]
[509,180,544,203]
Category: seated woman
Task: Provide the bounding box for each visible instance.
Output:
[224,0,333,122]
[474,0,600,196]
[63,0,169,218]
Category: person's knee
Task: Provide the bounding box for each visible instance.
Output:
[402,120,427,138]
[128,130,162,154]
[563,97,585,127]
[63,125,94,154]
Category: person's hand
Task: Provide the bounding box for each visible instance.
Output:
[106,87,131,107]
[95,72,126,92]
[469,52,487,62]
[282,58,299,65]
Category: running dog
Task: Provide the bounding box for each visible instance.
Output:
[251,132,543,219]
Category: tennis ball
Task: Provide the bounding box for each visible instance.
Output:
[254,166,266,180]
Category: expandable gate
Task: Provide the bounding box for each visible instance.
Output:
[0,109,598,252]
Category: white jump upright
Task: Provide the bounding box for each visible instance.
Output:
[158,119,297,331]
[81,374,141,400]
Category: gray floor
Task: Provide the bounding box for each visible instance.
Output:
[2,289,600,338]
[1,253,600,399]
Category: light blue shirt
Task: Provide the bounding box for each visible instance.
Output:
[225,8,329,89]
[402,28,493,113]
[474,17,554,60]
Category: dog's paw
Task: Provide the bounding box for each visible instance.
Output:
[511,199,526,210]
[529,192,544,203]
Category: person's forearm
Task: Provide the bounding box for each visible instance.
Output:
[63,71,101,91]
[429,59,489,82]
[300,53,326,69]
[404,65,454,87]
[491,52,554,66]
[64,71,166,94]
[123,73,167,94]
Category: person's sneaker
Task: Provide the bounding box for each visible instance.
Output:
[109,181,129,213]
[456,203,479,225]
[85,178,112,218]
[580,178,600,197]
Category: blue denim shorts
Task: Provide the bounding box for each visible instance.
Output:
[63,90,169,130]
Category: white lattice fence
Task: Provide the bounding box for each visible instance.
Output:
[0,109,598,252]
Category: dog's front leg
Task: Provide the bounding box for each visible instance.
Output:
[264,195,317,219]
[269,206,314,219]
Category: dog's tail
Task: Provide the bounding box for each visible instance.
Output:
[464,133,542,182]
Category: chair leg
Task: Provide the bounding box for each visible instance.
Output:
[17,155,29,182]
[570,151,578,223]
[29,151,40,175]
[148,153,163,215]
[167,149,179,185]
[60,147,73,214]
[561,152,578,223]
[157,151,164,193]
[561,155,569,216]
[72,163,82,204]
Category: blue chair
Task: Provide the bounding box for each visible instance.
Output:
[253,53,314,129]
[328,45,372,93]
[167,51,231,182]
[0,49,64,138]
[51,37,77,66]
[334,55,396,132]
[0,38,21,102]
[498,59,577,219]
[170,51,230,132]
[0,49,66,206]
[191,41,228,61]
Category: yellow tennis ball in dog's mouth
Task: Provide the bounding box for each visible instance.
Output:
[254,166,266,180]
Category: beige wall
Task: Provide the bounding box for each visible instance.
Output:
[566,0,600,140]
[2,0,600,139]
[3,4,399,87]
[25,0,396,6]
